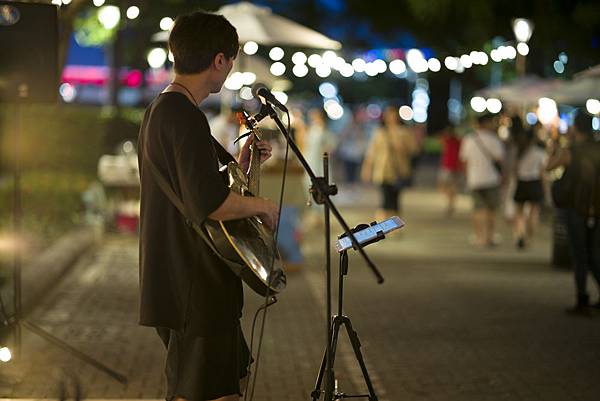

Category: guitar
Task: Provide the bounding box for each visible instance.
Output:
[203,111,286,296]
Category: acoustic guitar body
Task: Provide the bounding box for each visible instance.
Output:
[205,161,286,296]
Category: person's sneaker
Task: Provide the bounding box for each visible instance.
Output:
[565,304,593,317]
[516,237,525,250]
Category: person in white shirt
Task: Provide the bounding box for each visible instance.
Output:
[511,121,547,248]
[210,108,242,156]
[459,113,505,247]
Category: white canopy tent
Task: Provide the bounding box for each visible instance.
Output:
[477,76,565,106]
[574,64,600,79]
[548,77,600,104]
[152,2,342,50]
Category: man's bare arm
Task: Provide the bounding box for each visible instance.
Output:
[208,192,279,230]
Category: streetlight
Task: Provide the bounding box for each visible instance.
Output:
[512,18,534,76]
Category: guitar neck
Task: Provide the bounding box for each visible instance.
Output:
[248,133,260,196]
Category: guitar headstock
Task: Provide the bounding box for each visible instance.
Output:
[236,110,254,129]
[236,110,262,141]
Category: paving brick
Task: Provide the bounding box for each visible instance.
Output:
[1,187,599,401]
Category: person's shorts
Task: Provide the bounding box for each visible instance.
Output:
[513,179,544,204]
[438,168,461,185]
[156,324,251,400]
[472,186,500,210]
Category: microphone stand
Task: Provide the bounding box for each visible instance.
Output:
[260,101,383,401]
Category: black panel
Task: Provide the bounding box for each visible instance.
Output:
[0,1,58,103]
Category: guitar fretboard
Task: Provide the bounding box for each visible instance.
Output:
[247,133,261,196]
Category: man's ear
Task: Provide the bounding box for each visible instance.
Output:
[214,52,227,70]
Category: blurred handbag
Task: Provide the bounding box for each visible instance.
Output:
[474,133,502,174]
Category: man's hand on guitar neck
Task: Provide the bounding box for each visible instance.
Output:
[238,137,273,172]
[208,191,279,231]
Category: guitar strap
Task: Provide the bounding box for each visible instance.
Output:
[211,136,237,165]
[142,138,245,275]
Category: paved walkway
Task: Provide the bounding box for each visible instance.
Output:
[1,185,599,401]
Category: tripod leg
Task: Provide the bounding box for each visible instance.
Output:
[342,318,378,401]
[22,320,127,384]
[323,318,343,401]
[312,317,343,401]
[311,349,327,400]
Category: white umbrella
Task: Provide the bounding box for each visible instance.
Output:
[477,76,564,105]
[152,2,341,49]
[218,2,341,49]
[549,77,600,104]
[574,64,600,79]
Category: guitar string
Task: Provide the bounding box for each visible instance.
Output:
[246,110,291,401]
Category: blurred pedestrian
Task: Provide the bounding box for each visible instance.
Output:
[337,109,368,186]
[459,113,505,247]
[511,117,547,249]
[304,108,336,229]
[290,107,308,153]
[546,111,600,316]
[210,107,242,156]
[437,125,462,216]
[361,105,418,221]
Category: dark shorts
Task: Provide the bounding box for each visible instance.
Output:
[156,324,251,401]
[513,179,544,204]
[381,183,401,211]
[472,186,500,210]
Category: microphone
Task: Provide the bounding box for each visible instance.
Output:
[251,82,288,112]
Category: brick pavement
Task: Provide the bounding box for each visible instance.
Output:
[1,186,600,401]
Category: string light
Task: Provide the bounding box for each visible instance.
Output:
[292,64,309,77]
[269,47,284,61]
[126,6,140,20]
[243,42,258,55]
[470,97,487,113]
[292,52,307,65]
[160,17,174,31]
[147,48,167,69]
[389,59,407,75]
[270,62,286,76]
[352,58,367,73]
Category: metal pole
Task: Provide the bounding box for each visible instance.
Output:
[13,102,23,357]
[323,152,334,401]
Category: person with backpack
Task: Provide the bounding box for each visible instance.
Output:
[547,111,600,316]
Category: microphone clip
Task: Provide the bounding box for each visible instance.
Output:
[250,102,271,125]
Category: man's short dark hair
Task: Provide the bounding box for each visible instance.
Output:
[573,110,594,138]
[168,11,239,74]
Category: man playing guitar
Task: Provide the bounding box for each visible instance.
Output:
[137,10,278,401]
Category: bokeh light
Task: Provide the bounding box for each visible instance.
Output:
[243,41,258,55]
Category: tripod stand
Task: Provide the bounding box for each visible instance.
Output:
[1,100,127,385]
[310,227,385,401]
[255,101,384,401]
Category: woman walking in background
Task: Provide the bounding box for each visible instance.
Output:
[361,105,418,221]
[511,118,547,249]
